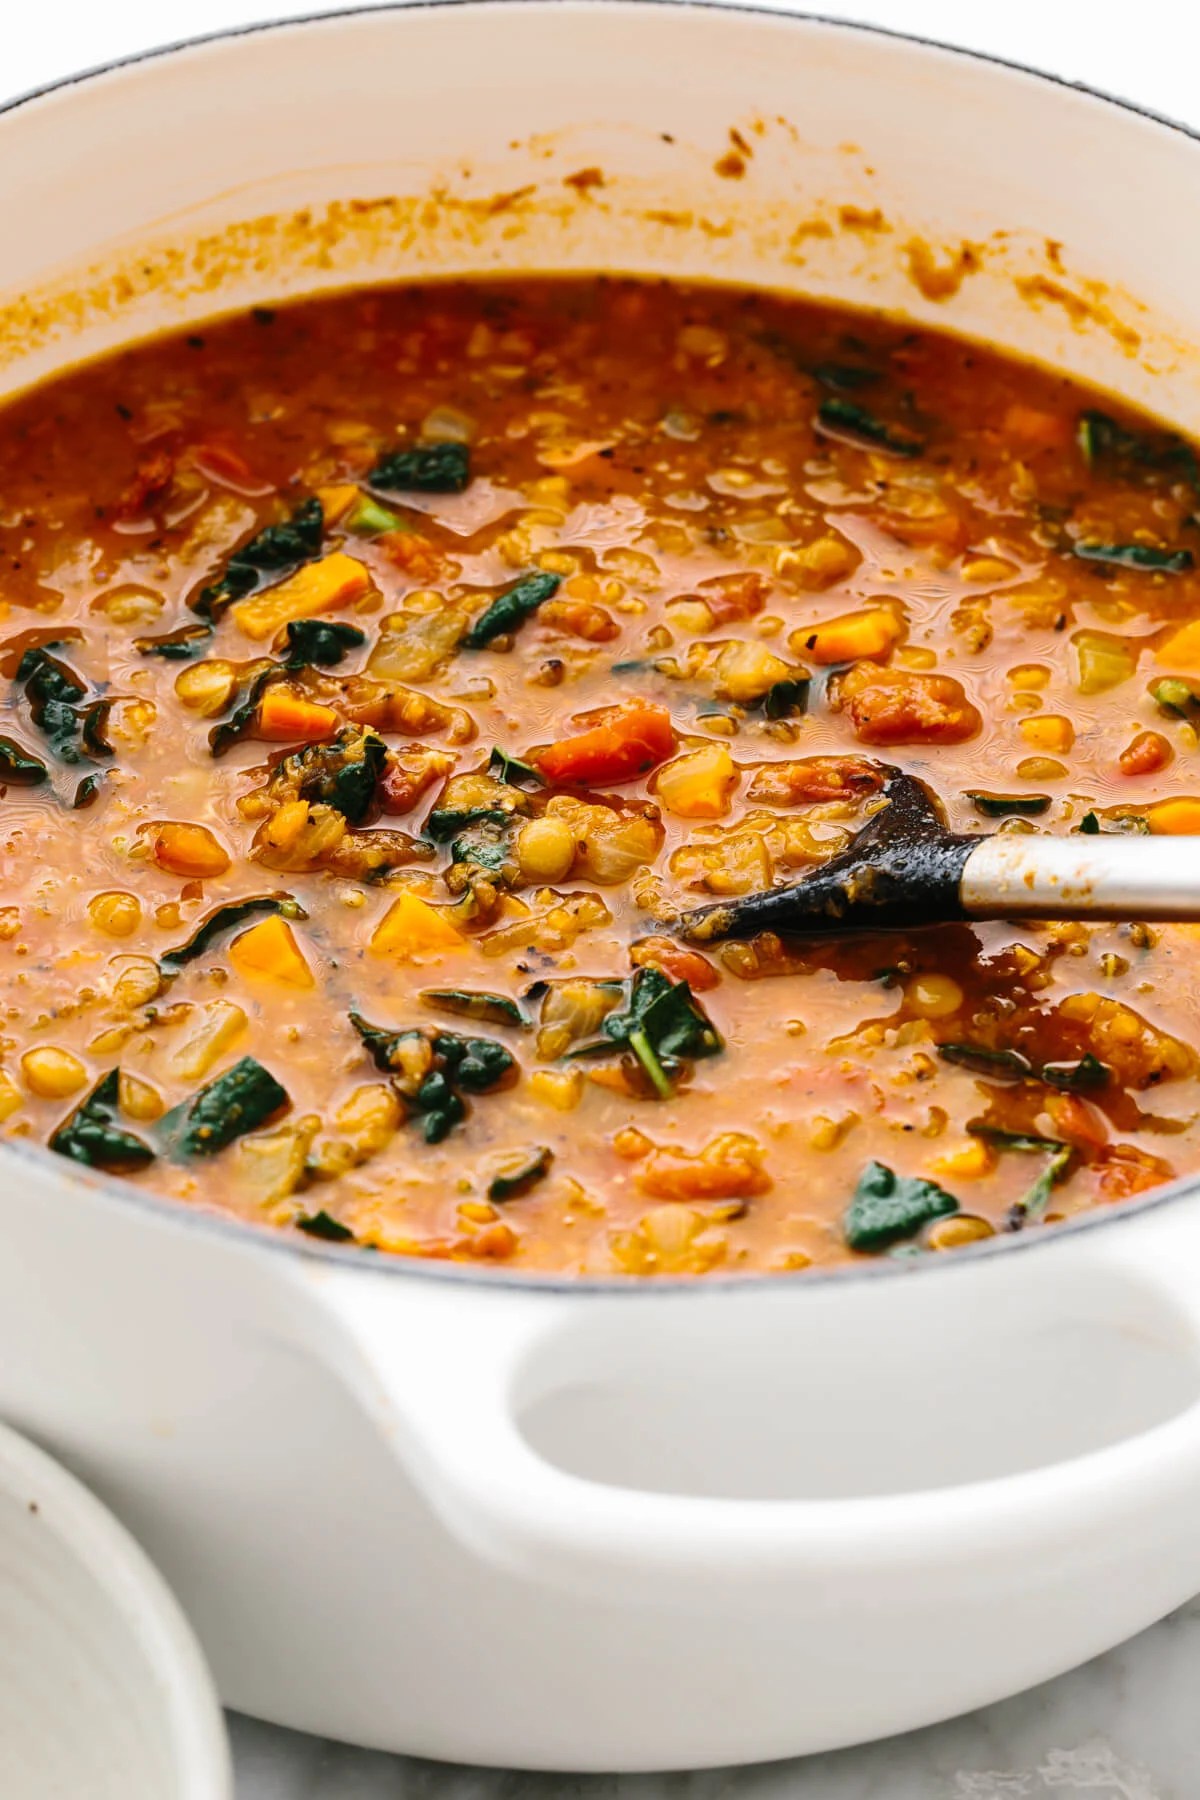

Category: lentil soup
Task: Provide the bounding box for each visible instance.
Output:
[2,277,1199,1275]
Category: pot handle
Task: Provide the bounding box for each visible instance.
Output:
[303,1209,1200,1605]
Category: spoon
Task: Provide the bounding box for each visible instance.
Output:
[678,766,1200,943]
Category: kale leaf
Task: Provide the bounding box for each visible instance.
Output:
[49,1069,156,1173]
[0,736,49,787]
[296,1209,356,1243]
[816,397,925,458]
[570,968,723,1099]
[290,725,387,824]
[420,988,527,1028]
[134,621,215,660]
[368,441,471,494]
[159,894,305,974]
[193,497,324,619]
[280,619,366,670]
[161,1056,289,1157]
[843,1160,959,1253]
[462,572,561,649]
[348,1013,515,1144]
[488,1146,553,1202]
[1072,541,1192,574]
[487,747,545,788]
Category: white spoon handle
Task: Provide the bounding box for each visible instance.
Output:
[961,833,1200,921]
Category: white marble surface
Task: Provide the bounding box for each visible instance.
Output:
[12,1,1200,1793]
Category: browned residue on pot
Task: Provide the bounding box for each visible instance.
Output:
[0,111,1173,395]
[1014,274,1143,353]
[905,238,983,303]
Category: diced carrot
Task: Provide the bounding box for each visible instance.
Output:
[1155,619,1200,670]
[255,687,339,743]
[150,822,231,879]
[791,606,903,666]
[537,702,676,785]
[1001,403,1072,450]
[1147,797,1200,834]
[370,891,466,961]
[1119,731,1172,778]
[230,915,314,988]
[231,552,372,640]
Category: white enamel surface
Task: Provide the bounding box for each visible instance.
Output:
[0,1419,230,1798]
[4,2,1200,1773]
[962,834,1200,920]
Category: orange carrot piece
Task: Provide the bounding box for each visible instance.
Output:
[256,687,339,743]
[537,702,676,786]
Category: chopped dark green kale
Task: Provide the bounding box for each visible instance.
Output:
[938,1043,1035,1081]
[811,361,882,392]
[349,1013,515,1144]
[1077,810,1148,836]
[448,817,516,878]
[939,1042,1109,1093]
[434,1031,516,1095]
[967,1122,1068,1155]
[279,619,366,670]
[296,1209,356,1243]
[16,648,88,763]
[568,968,722,1099]
[368,441,471,494]
[1077,409,1200,494]
[207,621,366,756]
[208,667,276,757]
[161,1056,289,1157]
[134,621,214,660]
[816,397,924,458]
[49,1070,156,1173]
[487,747,545,788]
[425,805,511,842]
[193,497,324,619]
[1072,541,1193,574]
[843,1160,959,1253]
[71,773,104,809]
[0,736,49,786]
[80,700,114,760]
[966,791,1050,818]
[463,571,562,650]
[420,988,527,1027]
[762,677,811,720]
[160,894,305,974]
[488,1146,554,1202]
[1042,1053,1109,1092]
[280,726,387,824]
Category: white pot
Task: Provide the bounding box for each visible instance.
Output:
[3,2,1200,1772]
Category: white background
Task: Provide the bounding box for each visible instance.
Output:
[6,2,1198,1795]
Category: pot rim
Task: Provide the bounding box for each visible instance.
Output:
[4,0,1198,1297]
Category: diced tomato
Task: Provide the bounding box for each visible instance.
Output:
[537,702,677,785]
[115,448,175,520]
[834,663,981,746]
[630,936,721,991]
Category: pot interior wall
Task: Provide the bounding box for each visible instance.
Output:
[0,3,1197,432]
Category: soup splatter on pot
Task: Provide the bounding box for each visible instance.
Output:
[1,278,1197,1274]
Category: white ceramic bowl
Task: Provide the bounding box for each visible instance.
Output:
[0,1418,230,1799]
[2,2,1200,1773]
